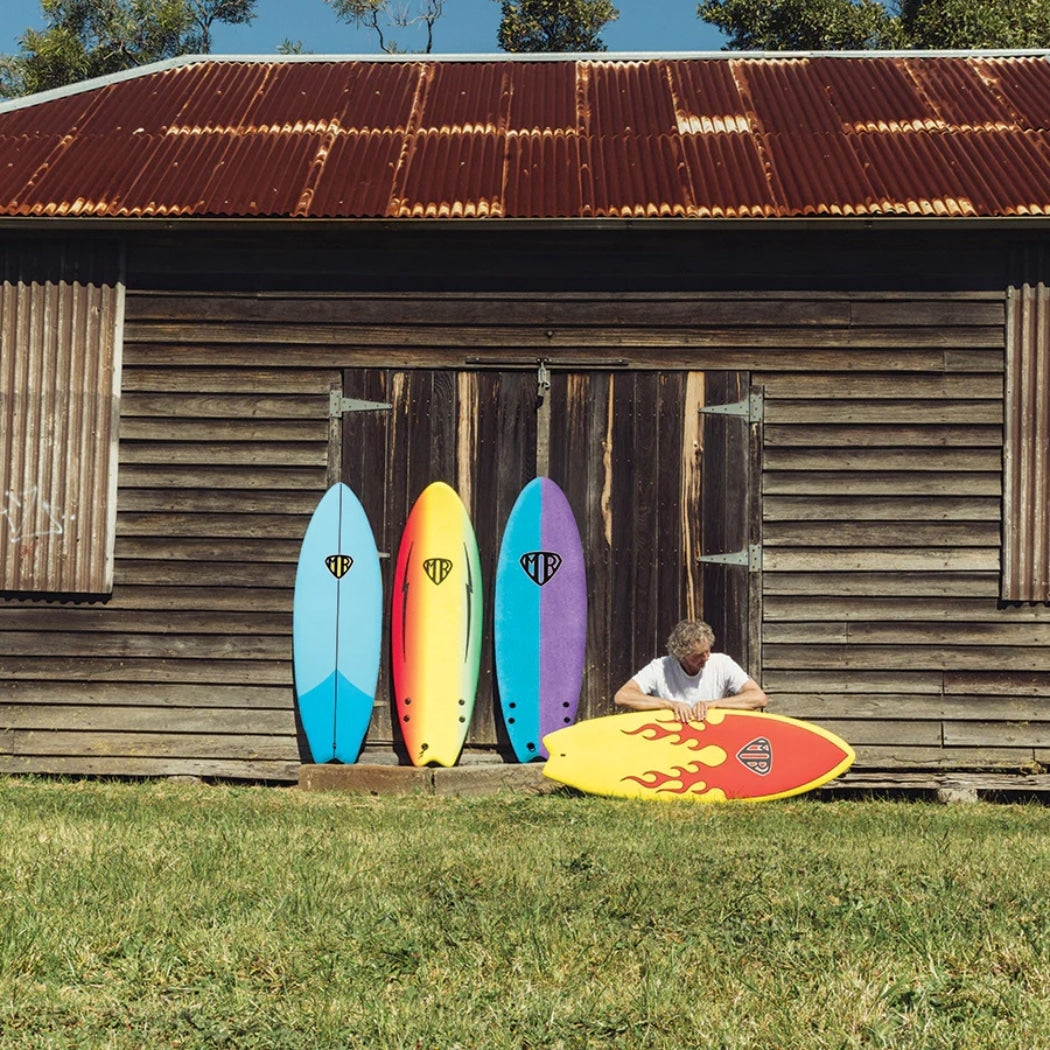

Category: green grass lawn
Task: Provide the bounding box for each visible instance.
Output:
[0,778,1047,1048]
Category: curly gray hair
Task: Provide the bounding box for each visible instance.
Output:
[666,619,716,659]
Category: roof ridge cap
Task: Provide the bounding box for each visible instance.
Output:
[1,48,1047,116]
[0,54,201,115]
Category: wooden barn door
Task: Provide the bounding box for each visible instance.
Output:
[339,365,754,756]
[700,372,763,677]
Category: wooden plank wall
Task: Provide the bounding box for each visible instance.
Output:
[0,356,333,779]
[760,294,1050,774]
[2,229,1048,781]
[0,284,707,779]
[341,365,703,755]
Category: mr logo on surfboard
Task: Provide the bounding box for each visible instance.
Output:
[736,736,773,776]
[423,557,454,586]
[325,554,353,580]
[519,550,562,587]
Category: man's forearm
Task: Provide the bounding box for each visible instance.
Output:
[715,681,768,710]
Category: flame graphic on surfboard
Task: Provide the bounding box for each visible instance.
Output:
[542,709,854,802]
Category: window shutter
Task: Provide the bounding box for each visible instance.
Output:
[1003,246,1050,602]
[0,241,124,594]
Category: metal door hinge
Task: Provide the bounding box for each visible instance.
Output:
[700,391,763,423]
[330,393,393,418]
[699,545,762,572]
[537,360,551,400]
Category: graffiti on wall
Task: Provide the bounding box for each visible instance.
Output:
[2,486,72,544]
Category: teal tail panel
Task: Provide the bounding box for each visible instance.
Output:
[298,671,374,765]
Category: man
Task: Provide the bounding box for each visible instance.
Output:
[614,619,768,723]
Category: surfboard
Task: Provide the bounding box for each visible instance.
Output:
[293,482,383,764]
[542,709,854,802]
[494,477,587,762]
[392,481,483,767]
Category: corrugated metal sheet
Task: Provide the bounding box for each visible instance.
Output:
[0,54,1049,219]
[1004,245,1050,602]
[505,62,576,132]
[0,242,123,593]
[981,56,1050,130]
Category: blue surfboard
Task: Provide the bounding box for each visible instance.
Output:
[293,483,383,763]
[494,477,588,762]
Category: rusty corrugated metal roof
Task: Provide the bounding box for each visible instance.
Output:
[1,53,1049,220]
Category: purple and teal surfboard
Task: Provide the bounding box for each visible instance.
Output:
[293,483,383,764]
[494,477,588,761]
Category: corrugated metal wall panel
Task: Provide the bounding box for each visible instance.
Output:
[1004,244,1050,602]
[0,241,124,594]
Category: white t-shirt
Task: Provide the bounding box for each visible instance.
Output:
[631,653,750,705]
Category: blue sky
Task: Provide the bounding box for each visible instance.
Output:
[4,1,728,58]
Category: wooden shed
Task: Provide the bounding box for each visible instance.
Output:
[1,52,1049,788]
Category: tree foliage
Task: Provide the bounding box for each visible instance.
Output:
[0,0,256,99]
[899,0,1050,48]
[185,0,257,52]
[495,0,621,53]
[324,0,445,54]
[698,0,1050,50]
[698,0,901,50]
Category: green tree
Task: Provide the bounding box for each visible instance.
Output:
[0,0,256,99]
[698,0,1050,50]
[185,0,256,52]
[697,0,902,50]
[323,0,445,54]
[495,0,621,53]
[899,0,1050,48]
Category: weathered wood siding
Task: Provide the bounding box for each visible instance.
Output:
[0,356,334,779]
[758,294,1050,773]
[340,364,705,755]
[1,229,1047,781]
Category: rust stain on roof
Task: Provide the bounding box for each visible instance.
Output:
[0,54,1049,220]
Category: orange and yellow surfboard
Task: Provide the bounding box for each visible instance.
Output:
[542,709,854,802]
[392,482,483,767]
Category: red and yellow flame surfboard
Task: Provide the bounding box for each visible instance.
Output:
[392,482,483,767]
[542,709,854,802]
